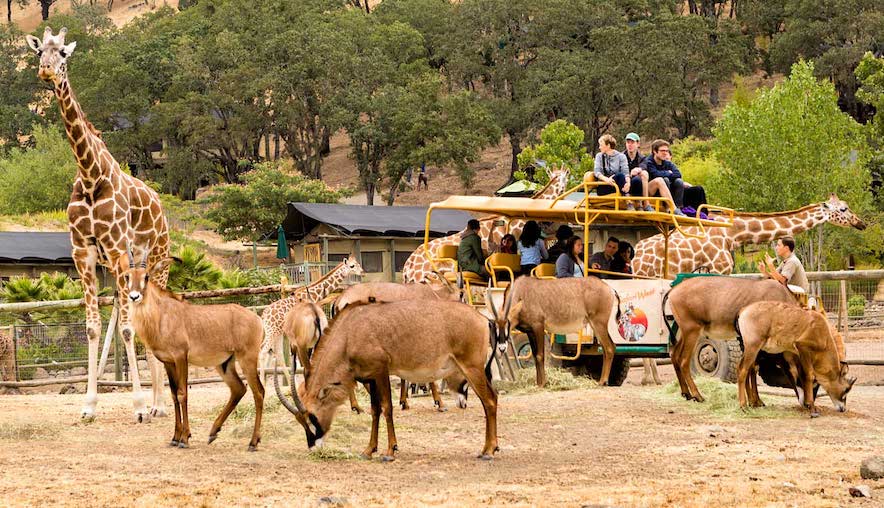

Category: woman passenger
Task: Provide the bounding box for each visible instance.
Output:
[555,236,585,278]
[498,233,518,255]
[609,240,634,278]
[517,221,547,275]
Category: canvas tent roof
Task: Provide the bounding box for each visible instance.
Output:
[278,203,472,241]
[0,232,72,264]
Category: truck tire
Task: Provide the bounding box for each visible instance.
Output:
[690,337,741,384]
[581,355,630,386]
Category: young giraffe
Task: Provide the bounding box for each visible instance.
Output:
[401,166,572,284]
[632,194,866,278]
[26,28,171,422]
[260,256,364,399]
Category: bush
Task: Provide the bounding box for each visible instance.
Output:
[515,120,593,188]
[0,126,77,214]
[848,294,867,317]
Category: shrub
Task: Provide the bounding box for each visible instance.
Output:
[0,126,77,214]
[848,294,867,317]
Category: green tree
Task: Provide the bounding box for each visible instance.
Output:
[167,246,223,292]
[0,23,40,154]
[712,60,874,267]
[202,160,344,242]
[0,126,76,214]
[769,0,884,123]
[516,120,593,187]
[856,52,884,144]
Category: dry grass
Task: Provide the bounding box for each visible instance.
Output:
[0,210,68,232]
[645,377,800,420]
[495,367,598,394]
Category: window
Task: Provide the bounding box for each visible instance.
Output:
[394,251,413,272]
[361,252,384,273]
[327,253,348,264]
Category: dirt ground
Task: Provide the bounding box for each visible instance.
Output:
[1,365,883,507]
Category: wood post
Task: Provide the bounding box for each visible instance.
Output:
[839,279,849,340]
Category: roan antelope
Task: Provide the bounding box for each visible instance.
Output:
[333,278,464,411]
[123,250,265,450]
[736,301,856,416]
[500,276,620,387]
[279,299,508,461]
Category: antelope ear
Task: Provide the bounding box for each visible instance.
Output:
[26,35,41,52]
[150,257,175,278]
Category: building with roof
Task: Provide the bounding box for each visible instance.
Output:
[277,203,472,282]
[0,232,78,280]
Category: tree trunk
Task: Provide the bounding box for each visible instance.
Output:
[710,86,720,107]
[387,181,398,206]
[365,181,375,206]
[264,132,271,161]
[273,131,280,160]
[40,0,51,20]
[509,131,521,177]
[7,0,12,24]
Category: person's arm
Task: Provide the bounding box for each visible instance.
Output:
[555,254,570,278]
[667,161,682,180]
[593,152,605,179]
[540,241,548,261]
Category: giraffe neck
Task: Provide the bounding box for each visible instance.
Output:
[54,76,112,190]
[306,263,348,300]
[729,205,828,247]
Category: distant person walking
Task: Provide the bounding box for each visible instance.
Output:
[418,163,429,190]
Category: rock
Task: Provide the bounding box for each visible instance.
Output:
[137,360,149,371]
[317,496,348,506]
[849,485,872,498]
[70,366,87,376]
[59,384,78,395]
[33,368,49,379]
[861,456,884,480]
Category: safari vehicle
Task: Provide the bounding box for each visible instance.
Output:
[421,178,740,385]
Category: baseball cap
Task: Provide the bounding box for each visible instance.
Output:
[625,132,640,142]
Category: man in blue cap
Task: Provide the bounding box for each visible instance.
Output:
[624,132,654,212]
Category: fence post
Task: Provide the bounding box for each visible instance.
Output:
[839,279,849,339]
[114,325,123,382]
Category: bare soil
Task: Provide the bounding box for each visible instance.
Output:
[1,365,882,507]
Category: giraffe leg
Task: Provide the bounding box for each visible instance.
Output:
[116,271,150,424]
[75,246,102,421]
[148,351,167,417]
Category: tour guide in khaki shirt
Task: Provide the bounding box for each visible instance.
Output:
[758,236,809,292]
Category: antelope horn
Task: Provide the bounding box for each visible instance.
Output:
[126,241,135,269]
[502,285,514,318]
[487,291,500,320]
[273,352,306,415]
[140,248,149,269]
[432,270,455,292]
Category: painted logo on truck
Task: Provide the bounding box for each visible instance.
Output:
[618,302,648,342]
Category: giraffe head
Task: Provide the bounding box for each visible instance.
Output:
[26,27,76,85]
[821,194,866,230]
[547,165,571,196]
[338,255,365,280]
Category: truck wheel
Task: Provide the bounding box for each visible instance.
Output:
[581,356,630,386]
[690,337,741,384]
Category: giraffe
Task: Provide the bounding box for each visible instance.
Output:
[401,166,572,284]
[632,194,867,278]
[260,255,364,386]
[26,28,171,422]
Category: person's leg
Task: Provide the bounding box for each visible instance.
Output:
[684,185,707,210]
[629,174,645,208]
[670,178,685,208]
[649,178,677,213]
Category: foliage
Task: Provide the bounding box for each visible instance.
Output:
[0,272,97,324]
[712,61,874,267]
[651,378,797,419]
[495,367,597,394]
[671,137,721,188]
[0,126,76,214]
[167,246,223,292]
[202,160,343,242]
[856,52,884,144]
[159,193,214,232]
[0,23,41,154]
[847,294,866,317]
[515,120,593,187]
[769,0,884,123]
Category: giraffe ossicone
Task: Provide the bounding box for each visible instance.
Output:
[27,27,171,422]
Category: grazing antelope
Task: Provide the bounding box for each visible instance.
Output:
[736,302,856,416]
[280,300,508,461]
[501,276,620,387]
[665,277,797,402]
[334,278,463,411]
[123,251,265,451]
[277,302,364,414]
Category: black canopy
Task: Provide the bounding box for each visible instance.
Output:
[0,232,72,264]
[278,203,472,241]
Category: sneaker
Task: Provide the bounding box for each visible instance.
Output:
[643,205,655,212]
[626,202,635,211]
[673,208,685,216]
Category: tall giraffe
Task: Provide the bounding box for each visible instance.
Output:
[632,194,867,278]
[260,256,364,380]
[402,167,572,283]
[26,28,171,422]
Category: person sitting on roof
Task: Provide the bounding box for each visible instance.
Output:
[457,219,487,277]
[639,140,687,216]
[556,236,585,278]
[624,132,655,212]
[517,221,547,275]
[588,236,619,278]
[591,135,644,211]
